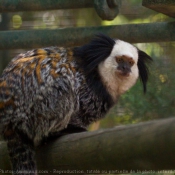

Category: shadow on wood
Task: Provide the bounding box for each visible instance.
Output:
[0,117,175,174]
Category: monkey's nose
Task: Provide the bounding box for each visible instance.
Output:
[121,65,129,71]
[117,65,131,77]
[117,65,131,72]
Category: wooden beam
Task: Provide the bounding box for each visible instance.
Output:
[0,22,175,50]
[143,0,175,18]
[1,117,175,174]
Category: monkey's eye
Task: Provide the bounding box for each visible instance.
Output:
[116,57,123,63]
[129,60,134,66]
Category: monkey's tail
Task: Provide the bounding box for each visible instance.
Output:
[4,128,37,175]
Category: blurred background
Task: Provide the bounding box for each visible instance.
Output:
[0,0,174,131]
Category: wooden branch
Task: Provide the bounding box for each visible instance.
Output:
[1,117,175,174]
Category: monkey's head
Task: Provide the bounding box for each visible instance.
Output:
[74,34,152,101]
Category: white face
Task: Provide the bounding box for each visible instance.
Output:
[100,40,139,77]
[98,40,139,100]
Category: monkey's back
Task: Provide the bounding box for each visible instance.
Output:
[0,47,81,145]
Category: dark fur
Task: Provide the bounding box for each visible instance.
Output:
[74,34,116,105]
[138,50,152,93]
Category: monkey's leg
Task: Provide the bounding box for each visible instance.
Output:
[59,124,87,135]
[52,124,87,137]
[4,129,36,175]
[42,124,87,144]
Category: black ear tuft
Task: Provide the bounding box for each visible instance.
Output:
[73,33,115,74]
[138,50,153,93]
[73,34,115,106]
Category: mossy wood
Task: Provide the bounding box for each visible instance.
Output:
[0,21,174,50]
[0,117,175,174]
[143,0,175,18]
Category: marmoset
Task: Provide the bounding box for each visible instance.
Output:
[0,34,152,175]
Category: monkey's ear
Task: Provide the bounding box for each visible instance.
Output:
[137,50,153,93]
[73,33,115,74]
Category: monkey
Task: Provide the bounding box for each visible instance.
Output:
[0,34,152,175]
